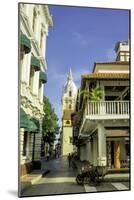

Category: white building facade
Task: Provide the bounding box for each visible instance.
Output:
[19,3,53,176]
[76,41,130,169]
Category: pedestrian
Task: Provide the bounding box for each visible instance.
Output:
[46,152,50,161]
[55,149,57,159]
[68,153,71,168]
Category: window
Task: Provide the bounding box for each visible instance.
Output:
[69,104,72,109]
[23,131,28,156]
[69,91,72,97]
[66,120,70,125]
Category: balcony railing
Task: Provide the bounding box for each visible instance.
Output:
[83,101,130,118]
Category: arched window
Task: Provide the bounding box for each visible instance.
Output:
[66,120,70,124]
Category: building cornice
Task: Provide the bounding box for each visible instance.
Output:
[43,6,53,27]
[93,61,129,73]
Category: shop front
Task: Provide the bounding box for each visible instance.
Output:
[106,129,129,169]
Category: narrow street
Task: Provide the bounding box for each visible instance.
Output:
[21,157,130,197]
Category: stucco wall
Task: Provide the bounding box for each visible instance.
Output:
[62,127,73,156]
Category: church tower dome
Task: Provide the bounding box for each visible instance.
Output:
[62,68,77,112]
[63,68,77,96]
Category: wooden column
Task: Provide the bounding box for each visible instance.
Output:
[114,141,121,168]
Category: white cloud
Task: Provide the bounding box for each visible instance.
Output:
[72,31,91,47]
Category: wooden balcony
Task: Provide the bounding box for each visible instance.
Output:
[80,101,130,134]
[84,100,129,118]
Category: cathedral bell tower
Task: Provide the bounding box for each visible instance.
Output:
[61,68,77,156]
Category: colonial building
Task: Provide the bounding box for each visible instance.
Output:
[61,69,77,156]
[73,41,130,169]
[19,3,53,176]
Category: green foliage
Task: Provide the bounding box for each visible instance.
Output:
[42,96,59,144]
[80,87,104,102]
[90,87,104,101]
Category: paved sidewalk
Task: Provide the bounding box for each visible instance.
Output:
[104,173,129,182]
[20,157,64,192]
[20,170,42,193]
[72,159,130,182]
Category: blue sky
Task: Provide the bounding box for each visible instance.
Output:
[44,5,129,126]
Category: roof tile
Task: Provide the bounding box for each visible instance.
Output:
[82,73,129,79]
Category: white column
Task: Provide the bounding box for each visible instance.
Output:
[26,53,31,85]
[25,4,30,16]
[90,140,93,165]
[97,123,107,166]
[86,142,89,161]
[21,54,28,83]
[33,71,39,96]
[41,33,47,57]
[80,145,86,161]
[93,136,98,166]
[86,140,92,163]
[35,13,41,44]
[34,13,39,41]
[100,85,105,101]
[40,83,44,103]
[26,5,34,26]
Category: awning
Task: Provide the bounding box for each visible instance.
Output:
[20,33,31,54]
[31,56,40,71]
[20,108,38,132]
[32,118,40,131]
[39,71,47,83]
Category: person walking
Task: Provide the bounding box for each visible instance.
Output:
[68,153,71,168]
[46,152,50,161]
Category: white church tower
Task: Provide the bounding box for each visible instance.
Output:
[61,69,77,156]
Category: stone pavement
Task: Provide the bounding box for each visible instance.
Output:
[20,157,130,197]
[20,170,42,194]
[20,156,130,195]
[20,156,73,194]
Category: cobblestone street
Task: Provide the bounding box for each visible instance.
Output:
[21,157,130,197]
